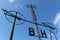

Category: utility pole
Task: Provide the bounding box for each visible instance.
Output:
[2,9,18,40]
[27,4,41,40]
[2,9,17,40]
[2,9,25,40]
[50,29,52,40]
[10,13,17,40]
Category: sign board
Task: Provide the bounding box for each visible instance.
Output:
[29,27,47,38]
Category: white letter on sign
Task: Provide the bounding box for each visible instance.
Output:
[29,27,35,36]
[40,30,47,38]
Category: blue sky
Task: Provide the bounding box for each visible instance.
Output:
[0,0,60,40]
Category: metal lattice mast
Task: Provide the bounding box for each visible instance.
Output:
[27,4,41,40]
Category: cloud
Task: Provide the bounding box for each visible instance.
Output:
[53,13,60,28]
[54,13,60,24]
[8,0,14,3]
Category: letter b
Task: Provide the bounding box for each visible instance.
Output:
[29,27,35,36]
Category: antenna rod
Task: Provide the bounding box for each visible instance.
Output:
[27,4,41,40]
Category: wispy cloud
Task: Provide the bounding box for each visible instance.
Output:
[53,13,60,28]
[54,13,60,24]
